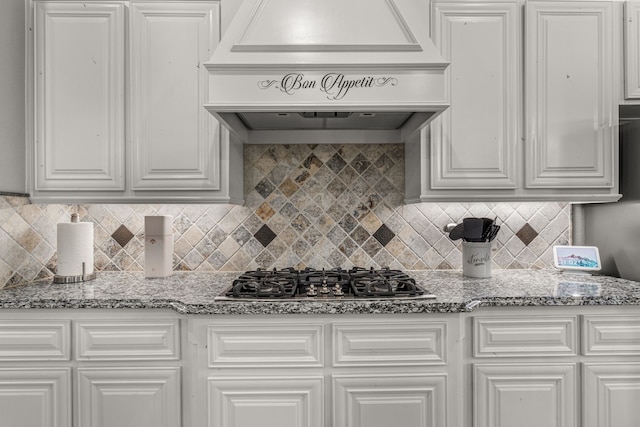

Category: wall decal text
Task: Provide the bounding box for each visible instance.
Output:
[258,73,398,100]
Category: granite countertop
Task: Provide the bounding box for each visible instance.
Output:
[1,270,639,314]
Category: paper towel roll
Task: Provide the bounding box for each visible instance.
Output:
[56,222,94,277]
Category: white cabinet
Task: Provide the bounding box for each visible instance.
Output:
[583,363,640,427]
[582,314,640,427]
[209,376,324,427]
[73,318,182,427]
[471,313,579,427]
[129,2,221,193]
[192,316,459,427]
[624,1,640,99]
[0,368,72,427]
[525,1,618,194]
[428,2,520,193]
[77,367,181,427]
[474,363,578,427]
[196,320,328,427]
[407,0,621,203]
[333,374,447,427]
[31,1,243,204]
[470,308,640,427]
[34,2,126,192]
[0,0,27,194]
[0,311,182,427]
[0,320,72,427]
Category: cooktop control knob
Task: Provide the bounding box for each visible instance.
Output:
[320,280,330,294]
[333,284,344,296]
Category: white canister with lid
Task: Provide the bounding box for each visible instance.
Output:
[144,216,173,278]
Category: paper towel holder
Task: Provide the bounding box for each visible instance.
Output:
[53,213,97,284]
[53,261,96,284]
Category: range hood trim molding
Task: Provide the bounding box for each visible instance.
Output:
[205,103,450,113]
[229,43,424,53]
[205,63,449,71]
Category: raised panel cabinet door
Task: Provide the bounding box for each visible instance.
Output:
[34,2,125,191]
[474,363,577,427]
[333,373,447,427]
[430,2,520,189]
[0,368,71,427]
[77,367,181,427]
[208,376,324,427]
[525,1,615,188]
[625,2,640,98]
[130,3,221,191]
[583,363,640,427]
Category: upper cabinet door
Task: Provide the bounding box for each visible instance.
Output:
[525,1,615,189]
[625,1,640,99]
[130,2,221,191]
[430,2,520,190]
[34,2,125,191]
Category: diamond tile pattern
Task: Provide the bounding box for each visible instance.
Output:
[254,224,277,247]
[516,223,539,246]
[112,224,135,248]
[0,144,573,289]
[373,224,395,247]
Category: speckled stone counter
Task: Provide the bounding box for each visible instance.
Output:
[1,270,639,314]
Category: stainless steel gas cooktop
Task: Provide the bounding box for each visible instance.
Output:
[215,267,436,301]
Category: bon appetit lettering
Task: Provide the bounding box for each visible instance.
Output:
[257,73,398,100]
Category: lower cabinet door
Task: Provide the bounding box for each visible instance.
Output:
[0,368,71,427]
[583,363,640,427]
[474,363,577,427]
[77,367,181,427]
[333,373,447,427]
[208,376,324,427]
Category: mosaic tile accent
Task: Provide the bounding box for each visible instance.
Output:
[112,224,135,248]
[254,224,277,247]
[0,144,573,289]
[516,223,539,246]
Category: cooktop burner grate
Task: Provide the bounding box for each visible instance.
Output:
[218,267,436,301]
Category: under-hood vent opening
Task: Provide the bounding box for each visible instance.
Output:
[205,0,449,144]
[236,112,419,131]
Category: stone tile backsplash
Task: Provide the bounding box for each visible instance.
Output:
[0,144,571,289]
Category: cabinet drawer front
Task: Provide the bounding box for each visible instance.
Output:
[75,320,180,360]
[332,322,446,366]
[474,317,578,357]
[0,321,70,361]
[583,315,640,355]
[208,324,323,367]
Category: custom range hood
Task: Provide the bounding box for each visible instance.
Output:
[204,0,449,144]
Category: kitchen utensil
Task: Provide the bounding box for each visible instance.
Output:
[484,224,500,242]
[482,217,494,235]
[463,218,485,242]
[443,223,458,233]
[448,223,465,240]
